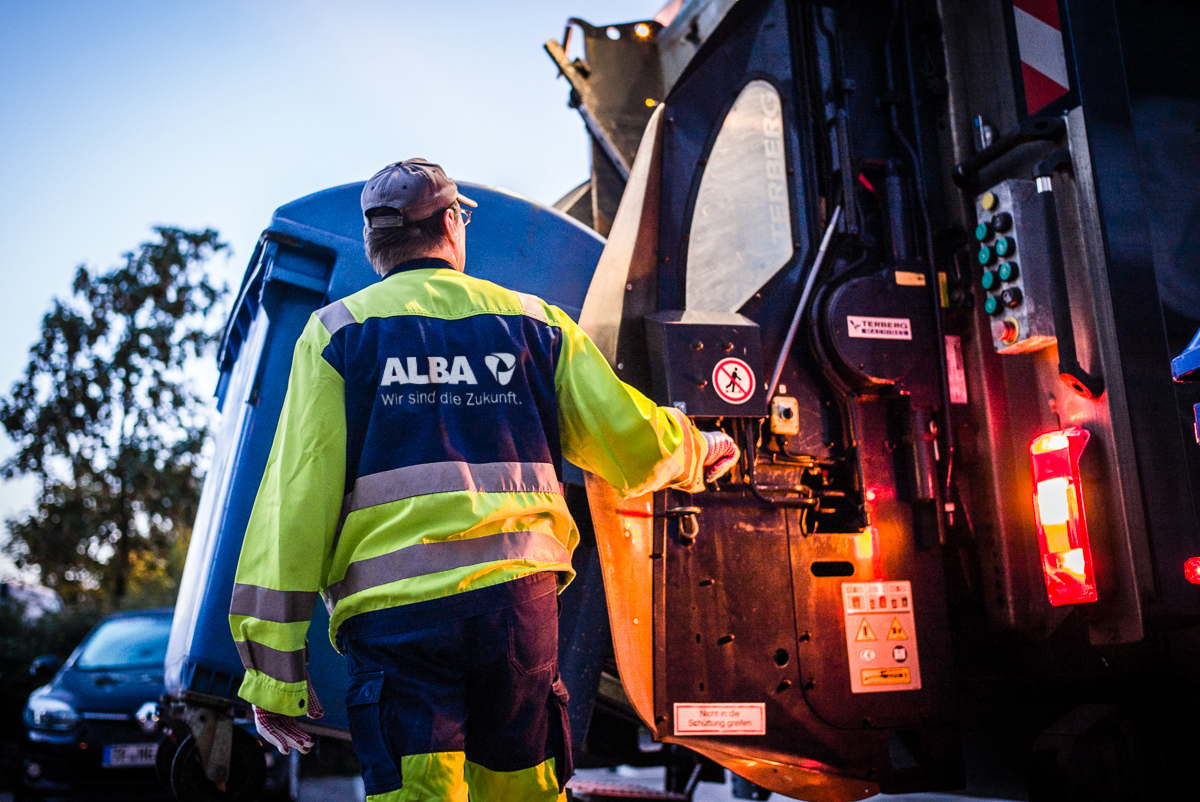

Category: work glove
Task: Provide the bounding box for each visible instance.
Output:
[701,430,740,483]
[254,672,324,755]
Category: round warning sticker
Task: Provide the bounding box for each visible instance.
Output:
[712,357,755,405]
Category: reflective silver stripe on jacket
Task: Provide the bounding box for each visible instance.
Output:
[234,640,306,684]
[315,300,357,336]
[230,584,318,624]
[514,292,550,325]
[326,530,569,605]
[342,461,560,518]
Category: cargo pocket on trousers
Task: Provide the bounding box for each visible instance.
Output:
[549,675,573,792]
[346,671,402,795]
[505,593,558,676]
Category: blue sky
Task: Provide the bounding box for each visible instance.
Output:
[0,0,655,581]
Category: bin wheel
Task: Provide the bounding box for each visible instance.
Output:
[170,728,266,802]
[156,732,181,790]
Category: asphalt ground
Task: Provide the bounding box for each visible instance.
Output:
[0,771,1021,801]
[572,767,1019,802]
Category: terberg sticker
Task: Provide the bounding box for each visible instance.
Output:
[847,315,912,340]
[673,703,766,736]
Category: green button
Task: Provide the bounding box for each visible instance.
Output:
[981,270,998,290]
[975,222,992,242]
[984,296,1000,315]
[998,262,1019,282]
[978,245,994,266]
[995,236,1014,257]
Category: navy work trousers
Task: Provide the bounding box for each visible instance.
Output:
[338,573,572,801]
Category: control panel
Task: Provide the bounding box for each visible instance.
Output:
[644,310,766,417]
[974,180,1057,353]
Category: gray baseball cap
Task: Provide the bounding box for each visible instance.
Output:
[361,158,478,229]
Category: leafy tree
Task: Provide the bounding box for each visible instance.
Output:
[1,227,228,603]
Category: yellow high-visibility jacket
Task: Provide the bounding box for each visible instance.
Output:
[229,259,707,715]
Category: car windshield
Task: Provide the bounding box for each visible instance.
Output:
[75,616,171,670]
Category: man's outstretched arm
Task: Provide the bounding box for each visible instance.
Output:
[549,303,737,495]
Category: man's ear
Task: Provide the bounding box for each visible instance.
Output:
[442,207,459,240]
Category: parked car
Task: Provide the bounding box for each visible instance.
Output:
[17,607,286,801]
[18,608,175,800]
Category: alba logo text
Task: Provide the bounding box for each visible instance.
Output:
[485,353,516,386]
[381,356,477,386]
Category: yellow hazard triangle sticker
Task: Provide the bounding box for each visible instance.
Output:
[887,617,907,640]
[855,618,876,642]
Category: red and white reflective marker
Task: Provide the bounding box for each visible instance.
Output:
[712,357,755,405]
[1012,0,1071,115]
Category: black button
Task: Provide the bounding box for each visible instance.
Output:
[1001,287,1023,308]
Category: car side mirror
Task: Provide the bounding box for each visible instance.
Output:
[30,655,63,678]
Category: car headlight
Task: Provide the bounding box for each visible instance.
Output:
[135,701,161,734]
[25,694,80,732]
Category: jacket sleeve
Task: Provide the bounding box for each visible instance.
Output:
[228,318,346,716]
[550,305,708,496]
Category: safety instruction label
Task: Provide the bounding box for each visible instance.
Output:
[894,270,926,287]
[673,703,766,736]
[711,358,755,405]
[944,335,969,404]
[842,581,921,694]
[847,316,912,340]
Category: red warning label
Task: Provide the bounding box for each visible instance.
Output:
[712,358,755,405]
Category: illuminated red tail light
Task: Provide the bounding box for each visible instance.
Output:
[1185,557,1200,585]
[1030,428,1097,605]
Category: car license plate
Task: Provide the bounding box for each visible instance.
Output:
[102,743,157,768]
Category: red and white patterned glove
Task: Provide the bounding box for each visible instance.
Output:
[254,672,324,755]
[700,431,740,483]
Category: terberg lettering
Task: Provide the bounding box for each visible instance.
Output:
[381,356,477,386]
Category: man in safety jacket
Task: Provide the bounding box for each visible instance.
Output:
[229,158,740,802]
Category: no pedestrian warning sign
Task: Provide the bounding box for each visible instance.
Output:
[712,357,755,405]
[842,581,921,694]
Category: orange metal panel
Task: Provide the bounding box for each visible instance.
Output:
[584,471,656,727]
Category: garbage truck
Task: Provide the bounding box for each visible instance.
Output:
[160,0,1200,799]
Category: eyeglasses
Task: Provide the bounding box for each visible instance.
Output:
[459,208,472,227]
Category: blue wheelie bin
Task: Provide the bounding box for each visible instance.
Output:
[161,180,604,799]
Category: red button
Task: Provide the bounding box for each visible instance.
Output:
[992,318,1019,345]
